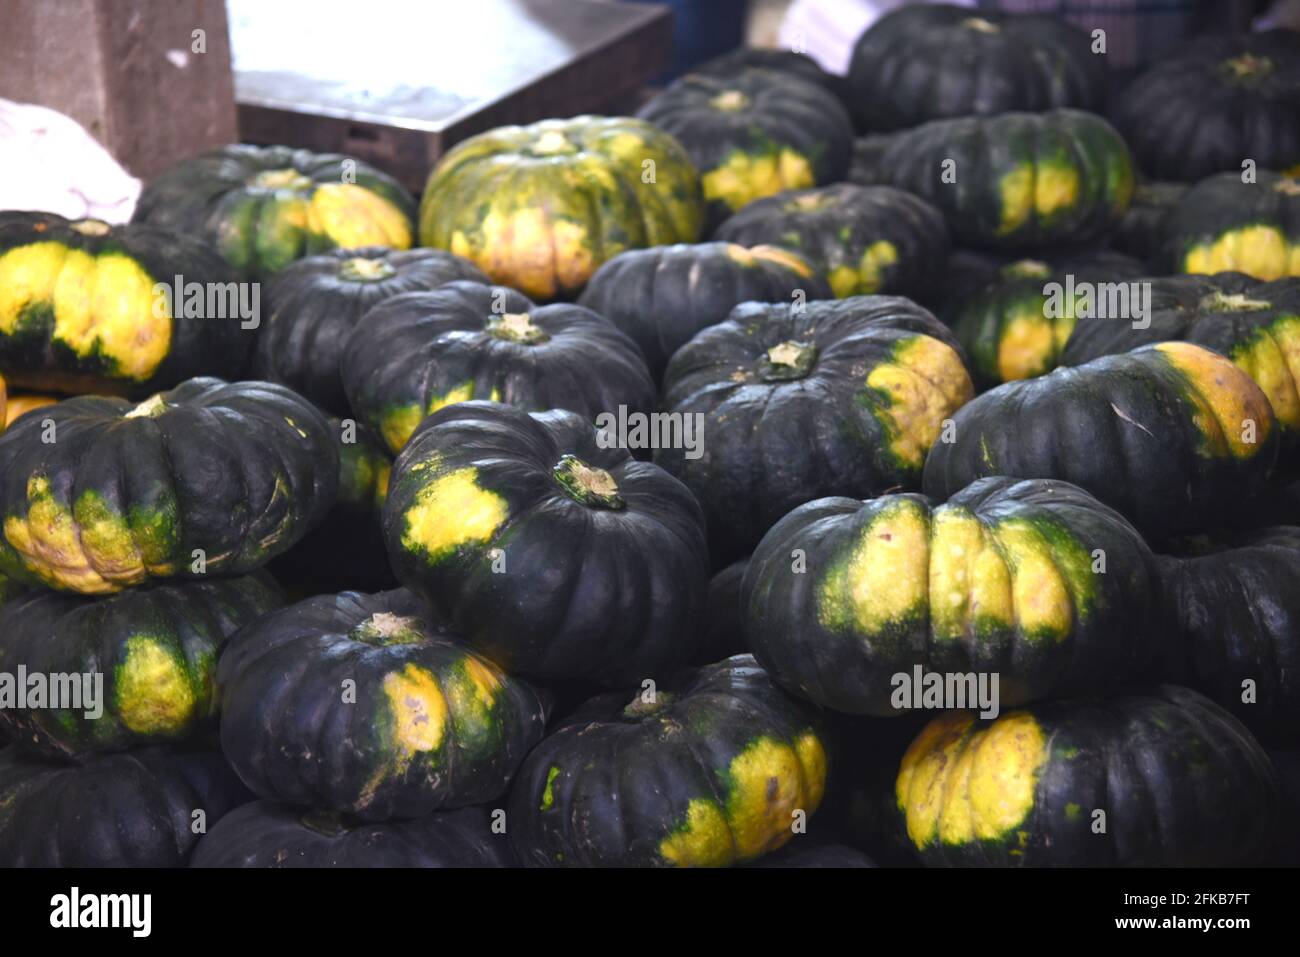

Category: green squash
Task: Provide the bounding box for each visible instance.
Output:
[713,184,949,298]
[418,116,704,300]
[0,378,338,594]
[133,144,416,280]
[656,296,973,562]
[743,477,1159,716]
[896,686,1280,866]
[1109,181,1188,266]
[217,588,548,820]
[0,211,247,396]
[923,342,1280,540]
[507,655,827,867]
[1161,170,1300,279]
[383,401,709,685]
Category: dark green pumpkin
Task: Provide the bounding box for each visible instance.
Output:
[923,343,1280,540]
[342,280,656,454]
[846,4,1105,132]
[134,144,417,280]
[217,588,548,820]
[507,655,827,867]
[845,134,895,188]
[0,575,281,758]
[713,184,949,298]
[0,378,338,594]
[896,685,1280,866]
[656,296,973,562]
[0,211,247,396]
[743,477,1159,716]
[699,558,749,665]
[1161,170,1300,279]
[190,801,513,867]
[576,242,831,379]
[255,246,488,416]
[383,401,708,685]
[1112,31,1300,183]
[871,109,1135,249]
[1109,181,1188,266]
[637,69,853,226]
[0,746,250,867]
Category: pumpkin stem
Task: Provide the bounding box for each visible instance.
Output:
[532,130,574,156]
[487,312,551,344]
[962,16,1000,33]
[553,454,624,509]
[710,89,751,112]
[1200,291,1272,313]
[1220,53,1273,82]
[339,256,397,282]
[759,340,818,381]
[1274,177,1300,197]
[623,691,674,719]
[124,394,168,419]
[251,168,314,191]
[70,219,111,236]
[350,612,426,646]
[1003,259,1052,280]
[789,192,828,212]
[300,809,350,837]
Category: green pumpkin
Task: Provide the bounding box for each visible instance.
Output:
[923,343,1280,540]
[871,109,1135,249]
[255,247,488,416]
[657,296,973,562]
[713,184,949,298]
[383,401,709,685]
[0,378,338,594]
[846,4,1105,132]
[1112,31,1300,183]
[744,477,1159,716]
[896,686,1280,866]
[217,588,548,820]
[1109,181,1188,266]
[0,211,247,396]
[418,116,704,300]
[1161,170,1300,279]
[508,655,827,867]
[637,69,853,225]
[133,144,417,279]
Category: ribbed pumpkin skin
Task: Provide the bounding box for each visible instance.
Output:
[218,589,548,821]
[418,117,704,300]
[1109,181,1188,266]
[133,145,416,280]
[0,575,282,758]
[713,185,949,298]
[383,402,709,685]
[1162,171,1300,279]
[1156,528,1300,745]
[1113,31,1300,183]
[700,558,749,664]
[657,297,973,562]
[846,134,895,187]
[846,4,1105,132]
[0,378,338,594]
[637,69,853,225]
[896,686,1280,866]
[576,242,831,378]
[190,801,513,867]
[342,280,657,455]
[255,247,488,416]
[0,746,251,867]
[743,478,1159,716]
[508,655,827,868]
[0,211,247,396]
[873,110,1135,249]
[923,343,1280,540]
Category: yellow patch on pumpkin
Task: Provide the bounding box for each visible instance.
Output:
[1156,341,1274,458]
[382,663,448,754]
[820,498,930,635]
[1182,226,1296,280]
[116,636,197,734]
[401,466,508,563]
[307,183,412,251]
[866,335,975,468]
[1230,315,1300,431]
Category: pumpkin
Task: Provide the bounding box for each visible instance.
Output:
[190,801,513,868]
[0,746,250,867]
[896,685,1280,866]
[0,575,282,758]
[2,393,57,428]
[218,588,548,820]
[575,242,831,379]
[697,47,851,107]
[656,296,973,562]
[637,69,853,226]
[0,378,338,594]
[1109,181,1188,266]
[922,343,1280,540]
[1155,527,1300,745]
[713,184,949,299]
[948,251,1146,389]
[743,477,1159,716]
[748,840,875,868]
[700,558,749,664]
[846,4,1105,132]
[418,116,704,300]
[383,401,708,685]
[255,247,488,416]
[507,654,827,867]
[342,280,657,455]
[870,110,1135,250]
[846,134,895,188]
[1161,170,1300,279]
[0,211,248,396]
[1112,31,1300,183]
[133,144,416,280]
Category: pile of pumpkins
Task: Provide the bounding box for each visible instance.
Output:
[1,4,1299,868]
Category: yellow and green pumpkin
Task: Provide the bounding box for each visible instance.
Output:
[1162,170,1300,279]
